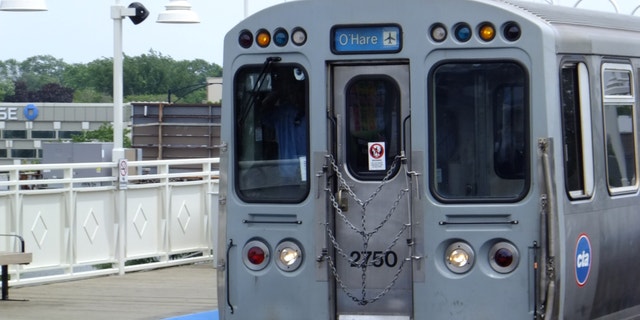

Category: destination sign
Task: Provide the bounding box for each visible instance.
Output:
[332,24,402,54]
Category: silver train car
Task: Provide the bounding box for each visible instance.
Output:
[216,0,640,318]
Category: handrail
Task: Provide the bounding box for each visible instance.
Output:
[0,158,220,288]
[0,234,26,253]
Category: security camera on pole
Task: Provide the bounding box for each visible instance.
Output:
[110,0,199,274]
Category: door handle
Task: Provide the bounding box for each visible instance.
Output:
[337,188,349,212]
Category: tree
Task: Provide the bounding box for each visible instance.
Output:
[4,80,74,102]
[71,123,131,148]
[37,83,74,102]
[1,52,223,103]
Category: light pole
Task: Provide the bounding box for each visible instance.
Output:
[111,0,200,163]
[111,0,199,275]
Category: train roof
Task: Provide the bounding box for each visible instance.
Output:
[502,0,640,56]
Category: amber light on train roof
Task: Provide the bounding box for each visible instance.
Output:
[478,22,496,41]
[256,29,271,47]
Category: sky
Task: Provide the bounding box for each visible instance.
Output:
[0,0,287,66]
[0,0,639,66]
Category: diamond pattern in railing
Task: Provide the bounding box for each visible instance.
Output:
[177,201,191,234]
[133,205,148,239]
[30,212,48,249]
[83,209,100,244]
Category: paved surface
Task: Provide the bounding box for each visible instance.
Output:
[0,263,217,320]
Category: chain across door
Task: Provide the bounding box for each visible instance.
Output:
[328,64,412,318]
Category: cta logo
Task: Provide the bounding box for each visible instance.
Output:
[575,233,592,287]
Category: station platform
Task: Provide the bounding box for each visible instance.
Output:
[0,263,217,320]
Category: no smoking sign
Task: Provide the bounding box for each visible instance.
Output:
[368,142,386,171]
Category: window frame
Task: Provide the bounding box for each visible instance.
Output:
[428,60,530,203]
[601,62,639,194]
[232,63,311,204]
[560,61,594,199]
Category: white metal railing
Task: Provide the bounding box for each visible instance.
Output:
[0,158,219,287]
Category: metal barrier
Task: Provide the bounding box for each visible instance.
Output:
[0,158,219,286]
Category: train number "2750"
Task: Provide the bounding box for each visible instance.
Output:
[349,251,398,268]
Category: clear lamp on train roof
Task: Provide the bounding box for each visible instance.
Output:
[445,241,475,274]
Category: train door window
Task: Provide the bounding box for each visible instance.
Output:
[345,76,401,180]
[233,64,310,202]
[601,63,638,193]
[431,61,528,201]
[561,62,594,199]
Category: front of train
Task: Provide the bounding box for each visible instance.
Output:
[217,0,557,319]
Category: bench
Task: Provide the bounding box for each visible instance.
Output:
[0,234,32,301]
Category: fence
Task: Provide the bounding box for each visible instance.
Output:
[0,158,219,286]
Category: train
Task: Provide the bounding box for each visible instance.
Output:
[215,0,640,318]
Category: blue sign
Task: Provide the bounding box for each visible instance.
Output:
[24,103,39,121]
[332,25,401,54]
[575,234,592,287]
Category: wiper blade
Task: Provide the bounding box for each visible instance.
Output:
[238,56,281,126]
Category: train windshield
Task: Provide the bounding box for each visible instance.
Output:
[234,63,310,202]
[431,61,528,201]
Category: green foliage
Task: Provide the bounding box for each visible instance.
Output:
[1,51,222,103]
[73,88,112,103]
[71,123,131,148]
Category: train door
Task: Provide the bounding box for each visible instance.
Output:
[328,63,412,318]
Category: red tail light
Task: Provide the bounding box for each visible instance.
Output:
[242,240,270,271]
[489,241,519,274]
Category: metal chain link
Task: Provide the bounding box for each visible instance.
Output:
[321,153,412,305]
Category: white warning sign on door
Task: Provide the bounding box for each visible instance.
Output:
[368,142,386,171]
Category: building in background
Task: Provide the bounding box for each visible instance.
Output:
[0,80,223,166]
[0,103,119,165]
[130,102,221,161]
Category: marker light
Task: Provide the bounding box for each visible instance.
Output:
[239,29,253,48]
[445,241,475,274]
[489,241,519,274]
[478,23,496,41]
[256,29,271,48]
[503,21,521,42]
[430,23,447,42]
[273,28,289,47]
[242,240,270,271]
[291,27,307,46]
[453,23,472,42]
[275,240,303,271]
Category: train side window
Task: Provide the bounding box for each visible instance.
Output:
[431,61,528,202]
[233,64,310,203]
[601,63,638,194]
[561,62,594,199]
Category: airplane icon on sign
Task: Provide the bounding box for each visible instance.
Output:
[383,31,397,46]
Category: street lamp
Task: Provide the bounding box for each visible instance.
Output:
[111,0,199,275]
[111,0,200,163]
[0,0,46,11]
[157,0,199,24]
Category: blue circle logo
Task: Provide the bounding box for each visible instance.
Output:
[575,233,592,287]
[23,104,39,121]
